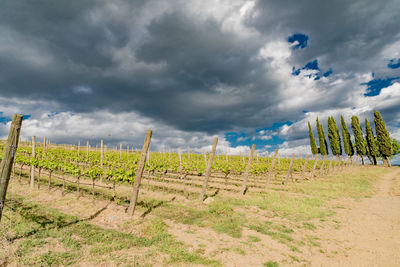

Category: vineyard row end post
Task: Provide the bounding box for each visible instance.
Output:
[30,136,36,189]
[265,149,278,189]
[0,114,23,222]
[240,144,255,195]
[128,130,152,217]
[284,153,295,185]
[199,137,218,201]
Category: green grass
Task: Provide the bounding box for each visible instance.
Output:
[264,261,279,267]
[247,235,261,242]
[248,220,300,252]
[142,218,220,266]
[289,168,385,200]
[0,196,220,266]
[223,168,383,222]
[303,222,316,230]
[154,200,247,238]
[227,191,333,221]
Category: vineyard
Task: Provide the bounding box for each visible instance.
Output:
[1,138,355,202]
[2,131,397,266]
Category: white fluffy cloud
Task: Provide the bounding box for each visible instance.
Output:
[0,0,399,155]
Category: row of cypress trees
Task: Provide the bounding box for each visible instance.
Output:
[308,110,393,166]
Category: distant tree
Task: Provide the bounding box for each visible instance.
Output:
[340,115,354,158]
[365,118,378,165]
[392,138,400,156]
[374,110,392,166]
[316,117,328,156]
[327,117,342,159]
[308,121,318,156]
[351,116,367,164]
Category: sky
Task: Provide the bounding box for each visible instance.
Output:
[0,0,399,159]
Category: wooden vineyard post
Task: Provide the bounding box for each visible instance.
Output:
[301,155,309,179]
[343,156,348,169]
[100,139,104,167]
[178,149,182,174]
[128,130,152,217]
[327,156,333,175]
[120,143,122,160]
[333,158,338,171]
[86,141,89,158]
[77,141,80,154]
[319,156,326,176]
[265,149,278,189]
[284,153,295,185]
[240,144,255,195]
[37,166,41,189]
[43,136,46,156]
[77,174,80,199]
[30,136,36,189]
[310,154,319,180]
[0,114,23,221]
[199,137,218,201]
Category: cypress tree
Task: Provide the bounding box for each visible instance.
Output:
[340,115,354,158]
[365,118,378,165]
[392,138,400,156]
[351,116,367,164]
[328,117,342,159]
[374,110,392,166]
[364,137,374,165]
[316,117,328,156]
[308,121,318,155]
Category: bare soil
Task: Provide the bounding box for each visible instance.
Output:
[308,167,400,266]
[4,167,400,266]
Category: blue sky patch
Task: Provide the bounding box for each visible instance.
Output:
[224,122,291,151]
[362,76,400,97]
[292,60,332,80]
[0,113,31,124]
[323,69,332,77]
[0,116,12,124]
[292,66,301,76]
[388,58,400,69]
[304,59,319,70]
[0,112,11,124]
[288,33,309,49]
[224,134,284,151]
[258,121,293,131]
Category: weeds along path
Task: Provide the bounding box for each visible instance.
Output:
[310,167,400,267]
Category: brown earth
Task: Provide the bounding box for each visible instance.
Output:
[3,167,400,266]
[308,167,400,267]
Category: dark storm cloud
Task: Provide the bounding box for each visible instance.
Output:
[0,0,282,132]
[0,0,399,138]
[248,0,400,75]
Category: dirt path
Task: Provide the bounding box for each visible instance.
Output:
[311,167,400,266]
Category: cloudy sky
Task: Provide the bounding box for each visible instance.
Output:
[0,0,399,156]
